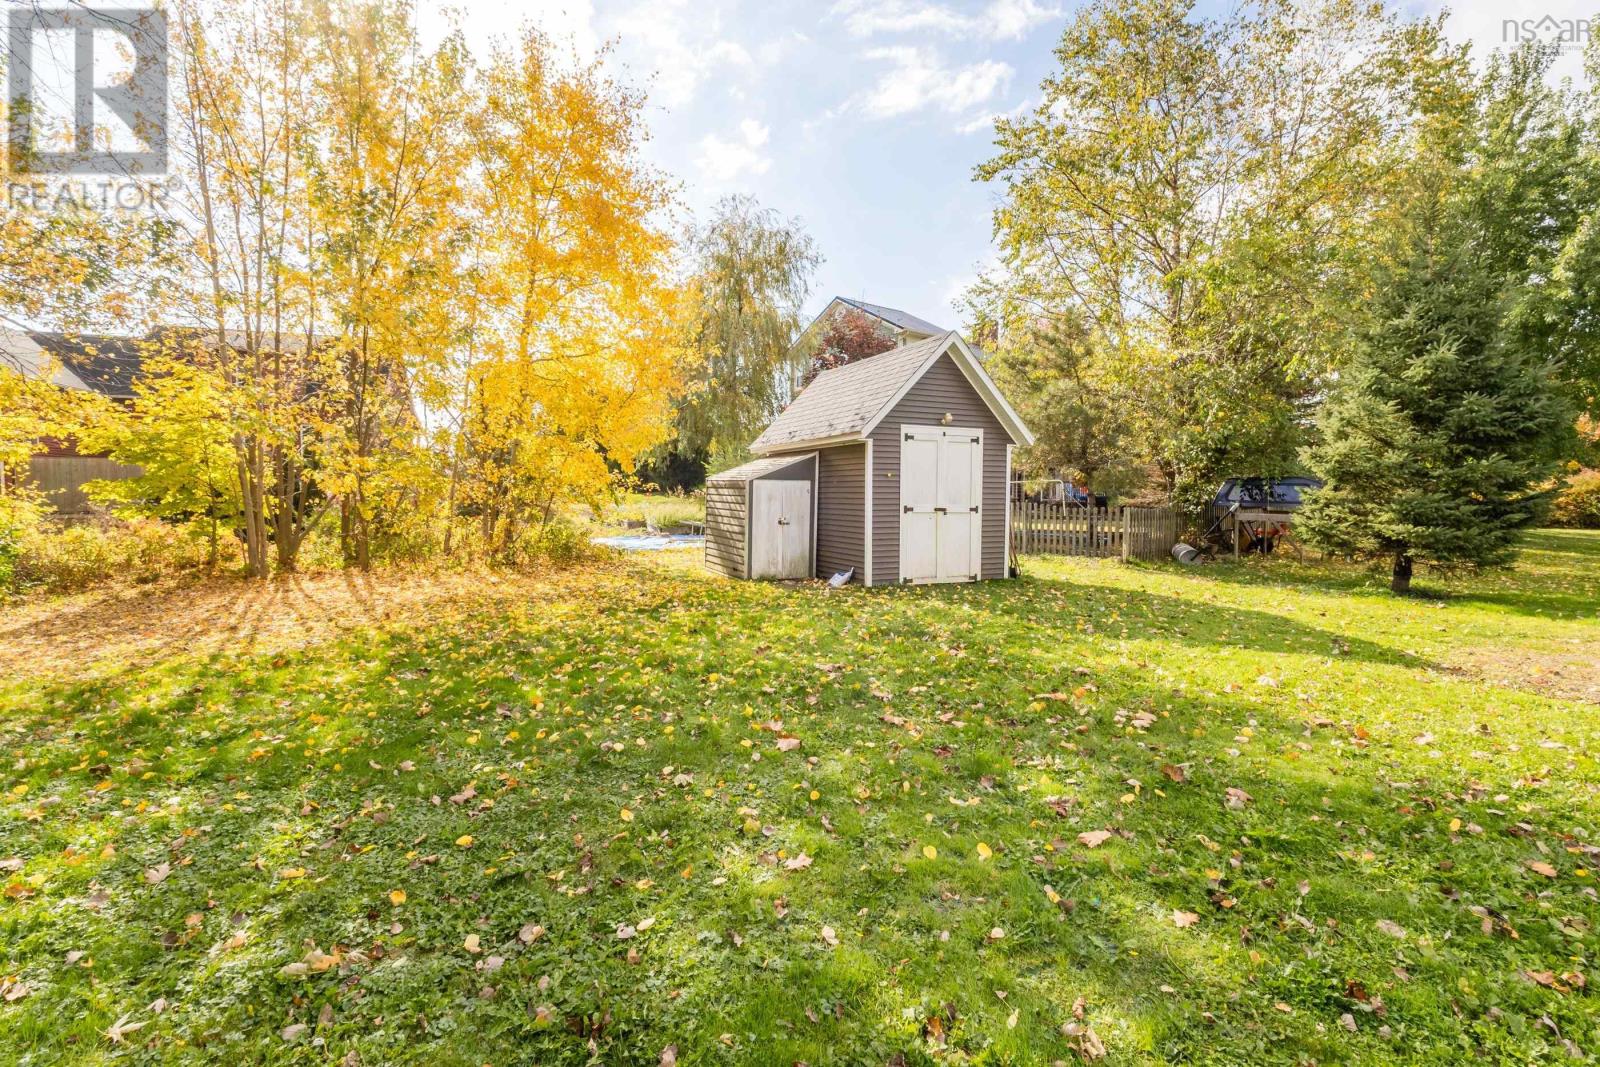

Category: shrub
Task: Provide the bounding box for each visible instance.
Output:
[1550,469,1600,529]
[522,518,597,566]
[12,515,229,594]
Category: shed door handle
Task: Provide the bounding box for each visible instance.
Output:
[777,518,789,525]
[934,507,947,513]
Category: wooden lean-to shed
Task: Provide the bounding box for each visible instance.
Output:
[704,453,819,580]
[706,328,1033,586]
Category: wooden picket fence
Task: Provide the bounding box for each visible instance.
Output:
[1011,501,1181,561]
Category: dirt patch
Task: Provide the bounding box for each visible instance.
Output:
[1454,645,1600,705]
[0,563,623,685]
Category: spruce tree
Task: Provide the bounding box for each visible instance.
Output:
[1298,198,1570,593]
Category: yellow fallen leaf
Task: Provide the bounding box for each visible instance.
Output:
[1448,818,1462,833]
[620,808,633,823]
[976,842,993,861]
[922,845,938,860]
[279,867,306,880]
[456,835,474,848]
[389,889,406,906]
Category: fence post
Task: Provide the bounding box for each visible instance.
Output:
[1121,507,1130,561]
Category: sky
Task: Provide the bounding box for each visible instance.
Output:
[428,0,1594,332]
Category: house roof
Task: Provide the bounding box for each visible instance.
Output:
[707,453,816,485]
[751,331,1033,454]
[832,297,946,338]
[25,332,149,398]
[0,329,149,399]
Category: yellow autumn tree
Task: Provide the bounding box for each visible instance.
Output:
[458,28,689,557]
[303,0,473,567]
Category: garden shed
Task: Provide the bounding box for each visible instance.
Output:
[708,330,1032,586]
[704,453,818,580]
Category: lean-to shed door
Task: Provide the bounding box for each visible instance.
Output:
[750,480,812,579]
[900,426,983,583]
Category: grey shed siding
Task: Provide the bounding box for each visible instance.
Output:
[703,482,746,578]
[768,443,865,581]
[867,353,1010,585]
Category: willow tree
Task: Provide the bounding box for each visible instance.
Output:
[677,196,820,471]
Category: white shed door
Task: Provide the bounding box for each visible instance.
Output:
[900,426,983,583]
[750,480,812,579]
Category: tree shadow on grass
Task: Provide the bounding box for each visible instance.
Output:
[1164,529,1600,622]
[1,562,1592,1064]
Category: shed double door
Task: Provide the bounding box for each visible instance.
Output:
[750,480,812,579]
[900,425,983,583]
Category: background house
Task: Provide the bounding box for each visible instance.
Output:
[0,329,144,514]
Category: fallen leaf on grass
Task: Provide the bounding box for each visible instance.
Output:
[783,853,813,871]
[1376,919,1407,939]
[987,927,1005,941]
[775,737,801,752]
[659,1046,678,1067]
[820,925,839,946]
[281,1023,306,1042]
[1159,764,1186,783]
[976,842,994,861]
[0,976,29,1002]
[388,889,406,906]
[463,933,481,954]
[517,922,545,944]
[1077,830,1113,849]
[1526,860,1558,878]
[1061,1021,1105,1060]
[105,1014,145,1044]
[455,835,474,848]
[144,862,170,884]
[1172,910,1199,928]
[1224,788,1252,810]
[922,845,938,860]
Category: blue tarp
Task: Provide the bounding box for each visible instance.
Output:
[591,533,705,552]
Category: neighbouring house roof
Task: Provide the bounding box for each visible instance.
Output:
[1,329,147,398]
[707,453,816,485]
[22,331,149,398]
[751,331,1033,454]
[831,297,946,339]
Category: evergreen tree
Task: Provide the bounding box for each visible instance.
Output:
[1298,194,1570,593]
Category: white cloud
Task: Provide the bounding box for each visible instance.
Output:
[696,118,773,181]
[832,0,1061,42]
[955,96,1032,134]
[615,0,754,109]
[856,46,1013,119]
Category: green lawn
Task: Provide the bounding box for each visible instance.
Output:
[2,532,1596,1064]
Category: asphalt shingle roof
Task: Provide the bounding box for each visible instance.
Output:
[835,297,946,338]
[707,453,815,484]
[752,332,952,452]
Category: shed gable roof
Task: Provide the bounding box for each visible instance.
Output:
[752,332,1033,453]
